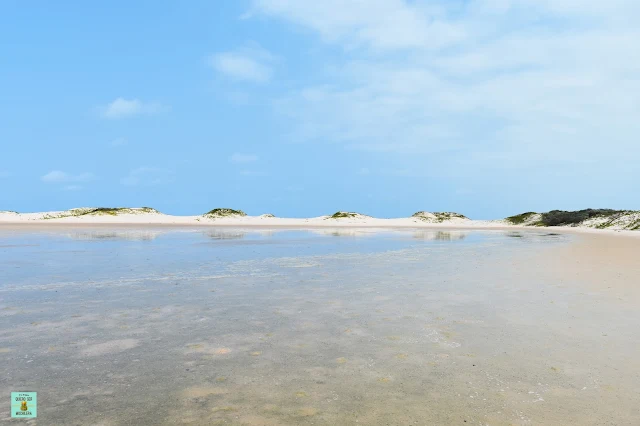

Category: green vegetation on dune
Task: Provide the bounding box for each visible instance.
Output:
[505,212,538,225]
[85,208,123,216]
[203,208,247,218]
[80,207,159,216]
[412,211,468,222]
[329,211,370,219]
[435,212,467,221]
[42,207,160,219]
[330,211,358,218]
[505,209,640,230]
[537,209,626,227]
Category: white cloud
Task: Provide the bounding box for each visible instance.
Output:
[249,0,464,50]
[250,0,640,177]
[100,98,169,119]
[229,153,259,163]
[110,137,127,147]
[63,185,83,191]
[209,45,275,83]
[120,167,174,186]
[41,170,94,183]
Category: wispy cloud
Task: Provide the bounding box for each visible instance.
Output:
[250,0,463,50]
[100,98,169,119]
[209,44,275,83]
[249,0,640,178]
[120,167,174,186]
[63,185,83,191]
[229,153,259,163]
[41,170,94,183]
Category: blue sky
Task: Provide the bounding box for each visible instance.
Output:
[1,0,639,219]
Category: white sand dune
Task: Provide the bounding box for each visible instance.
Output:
[1,208,638,237]
[0,208,500,227]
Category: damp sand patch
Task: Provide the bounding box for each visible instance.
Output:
[80,339,139,357]
[182,386,228,399]
[185,342,233,356]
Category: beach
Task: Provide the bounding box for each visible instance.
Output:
[1,225,639,425]
[1,210,639,237]
[5,0,640,423]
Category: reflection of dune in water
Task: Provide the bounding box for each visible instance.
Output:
[203,228,278,239]
[68,231,163,241]
[273,258,322,268]
[203,229,279,240]
[502,231,566,243]
[310,229,379,237]
[204,230,247,240]
[413,231,468,241]
[251,229,276,237]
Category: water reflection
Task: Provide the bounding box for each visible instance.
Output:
[413,230,468,241]
[204,230,247,240]
[503,231,566,242]
[312,229,374,237]
[54,228,566,245]
[251,229,276,237]
[309,228,392,238]
[67,230,163,241]
[6,228,630,426]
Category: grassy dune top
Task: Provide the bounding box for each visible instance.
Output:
[505,209,640,230]
[203,208,247,218]
[412,211,469,223]
[504,212,540,225]
[328,211,370,219]
[42,207,161,219]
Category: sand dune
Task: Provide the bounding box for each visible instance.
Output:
[0,208,638,237]
[0,208,504,228]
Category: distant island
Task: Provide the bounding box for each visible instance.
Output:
[0,207,638,231]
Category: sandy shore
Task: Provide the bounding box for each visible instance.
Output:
[1,212,639,239]
[2,226,639,424]
[0,211,489,227]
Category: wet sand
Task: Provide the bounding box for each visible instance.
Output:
[0,228,638,425]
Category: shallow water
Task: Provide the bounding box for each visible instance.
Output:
[0,228,638,425]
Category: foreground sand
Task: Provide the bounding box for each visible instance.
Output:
[1,228,639,424]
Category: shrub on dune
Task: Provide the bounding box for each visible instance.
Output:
[203,208,247,218]
[328,211,370,219]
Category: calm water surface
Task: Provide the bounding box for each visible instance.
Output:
[0,228,638,425]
